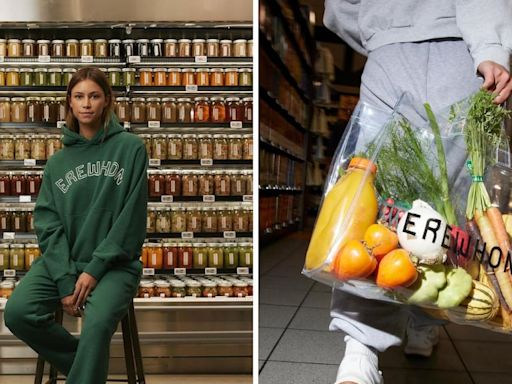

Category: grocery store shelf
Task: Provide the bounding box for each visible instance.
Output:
[259,136,305,162]
[148,195,253,203]
[284,0,315,58]
[143,268,252,276]
[259,186,303,195]
[0,86,125,96]
[260,87,307,133]
[129,122,252,130]
[146,231,252,239]
[147,159,252,167]
[0,232,37,240]
[0,57,125,67]
[0,196,37,203]
[129,56,253,67]
[0,160,46,168]
[129,86,252,95]
[0,122,62,130]
[260,222,299,246]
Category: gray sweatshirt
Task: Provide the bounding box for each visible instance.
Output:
[324,0,512,71]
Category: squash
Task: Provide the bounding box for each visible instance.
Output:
[447,280,499,321]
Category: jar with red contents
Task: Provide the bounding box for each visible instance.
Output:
[194,97,210,123]
[178,242,193,268]
[242,97,253,122]
[163,242,178,269]
[27,172,42,196]
[148,170,165,197]
[226,97,243,122]
[164,170,181,196]
[11,171,26,196]
[0,172,10,196]
[210,97,226,122]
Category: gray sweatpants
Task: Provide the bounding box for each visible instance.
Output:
[330,39,482,351]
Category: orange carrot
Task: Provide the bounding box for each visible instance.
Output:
[486,207,512,282]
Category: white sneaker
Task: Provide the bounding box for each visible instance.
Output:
[335,336,384,384]
[404,321,440,357]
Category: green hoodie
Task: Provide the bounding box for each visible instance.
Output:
[34,117,148,298]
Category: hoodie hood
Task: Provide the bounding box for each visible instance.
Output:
[62,115,124,147]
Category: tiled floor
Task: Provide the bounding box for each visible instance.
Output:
[0,374,252,383]
[259,231,512,384]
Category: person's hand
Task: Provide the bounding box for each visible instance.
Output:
[477,60,512,104]
[71,272,97,311]
[61,294,81,317]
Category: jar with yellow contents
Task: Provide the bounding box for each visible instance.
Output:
[0,244,10,270]
[9,244,25,271]
[25,244,41,270]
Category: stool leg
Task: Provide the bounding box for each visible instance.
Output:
[34,356,45,384]
[121,315,136,384]
[128,303,145,384]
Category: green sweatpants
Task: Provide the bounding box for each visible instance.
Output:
[4,258,141,384]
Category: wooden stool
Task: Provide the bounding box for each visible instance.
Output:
[34,301,145,384]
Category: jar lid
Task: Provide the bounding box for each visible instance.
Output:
[94,39,107,43]
[0,69,4,72]
[41,96,56,101]
[181,134,197,138]
[178,39,191,43]
[167,68,182,72]
[107,68,121,72]
[140,68,153,72]
[155,280,171,288]
[187,281,201,287]
[213,134,227,138]
[162,242,177,247]
[138,133,152,138]
[22,39,35,43]
[20,68,34,72]
[225,97,241,102]
[65,39,79,43]
[210,68,224,72]
[153,67,167,72]
[248,39,253,43]
[11,244,25,248]
[136,39,150,43]
[170,280,186,288]
[26,96,41,101]
[194,97,209,101]
[192,39,206,43]
[0,133,12,137]
[197,134,212,138]
[63,68,77,73]
[140,281,155,288]
[234,282,248,287]
[108,39,121,43]
[11,97,26,101]
[239,68,252,73]
[220,40,232,43]
[225,68,239,72]
[152,133,166,138]
[164,39,178,43]
[48,68,62,73]
[122,39,135,43]
[161,97,177,102]
[34,68,48,72]
[132,97,146,101]
[218,281,233,287]
[79,39,93,43]
[242,97,253,101]
[116,97,130,101]
[203,281,217,287]
[6,68,19,72]
[181,68,195,73]
[0,280,14,288]
[233,39,248,43]
[151,39,164,43]
[206,39,220,43]
[7,39,21,43]
[177,97,192,102]
[119,68,135,73]
[0,39,6,43]
[196,68,209,73]
[26,244,39,248]
[0,243,9,248]
[147,97,161,102]
[210,96,225,101]
[52,39,65,44]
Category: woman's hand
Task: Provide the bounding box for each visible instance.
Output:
[477,61,512,104]
[61,295,81,317]
[71,272,97,311]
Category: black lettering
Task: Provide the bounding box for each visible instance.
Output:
[422,218,441,243]
[442,225,452,250]
[488,246,502,269]
[403,212,420,236]
[504,252,512,274]
[472,238,486,263]
[454,231,471,258]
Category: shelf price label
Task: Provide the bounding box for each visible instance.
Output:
[3,269,15,278]
[242,195,253,202]
[148,121,161,128]
[195,55,207,63]
[148,159,161,167]
[81,55,94,63]
[174,268,186,276]
[200,158,213,166]
[3,232,15,240]
[142,268,155,276]
[128,56,141,63]
[57,121,66,129]
[19,195,32,203]
[230,121,243,129]
[205,267,217,275]
[23,159,36,166]
[161,195,173,203]
[237,267,250,275]
[223,231,236,239]
[185,85,198,92]
[203,195,215,203]
[38,55,51,63]
[181,232,194,239]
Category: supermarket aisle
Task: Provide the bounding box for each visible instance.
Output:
[259,231,512,384]
[0,374,252,383]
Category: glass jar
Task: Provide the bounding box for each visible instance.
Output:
[228,135,243,160]
[20,68,34,86]
[48,68,62,87]
[198,135,213,159]
[186,280,203,297]
[233,39,248,57]
[230,172,246,196]
[177,243,193,269]
[122,39,135,57]
[146,98,161,122]
[220,40,232,57]
[139,281,155,298]
[10,244,25,270]
[182,134,198,160]
[225,69,239,86]
[46,135,62,157]
[194,97,210,123]
[218,281,234,297]
[6,68,20,86]
[181,68,196,86]
[224,244,239,268]
[161,98,177,123]
[0,209,11,231]
[146,243,163,269]
[136,39,149,57]
[0,98,10,122]
[11,98,27,123]
[139,68,153,86]
[27,172,42,195]
[198,172,214,195]
[178,39,192,57]
[51,40,64,57]
[196,68,210,86]
[0,68,5,86]
[155,280,172,297]
[0,39,5,57]
[0,244,10,270]
[217,208,233,232]
[57,97,67,121]
[33,68,48,86]
[153,68,167,87]
[108,39,121,57]
[226,97,243,121]
[171,208,187,232]
[233,282,249,297]
[131,98,146,123]
[0,172,10,195]
[122,68,136,86]
[63,68,76,85]
[201,208,217,232]
[164,39,178,57]
[210,68,224,86]
[151,134,167,160]
[163,242,178,269]
[146,207,157,233]
[7,39,21,57]
[24,244,39,269]
[208,243,224,268]
[94,39,108,57]
[115,97,130,122]
[165,171,181,196]
[148,170,165,197]
[11,171,26,195]
[139,134,152,157]
[171,280,187,297]
[13,209,27,232]
[213,134,228,160]
[65,39,79,57]
[202,282,217,298]
[239,243,253,267]
[214,172,230,196]
[37,39,50,56]
[30,135,46,160]
[186,209,202,233]
[210,97,226,122]
[242,134,253,159]
[22,39,35,56]
[177,98,193,123]
[233,209,250,232]
[242,98,253,122]
[167,68,181,86]
[182,172,198,196]
[0,280,15,299]
[107,68,121,86]
[239,69,252,86]
[79,39,93,56]
[167,134,182,160]
[247,40,253,57]
[41,97,58,123]
[192,39,206,57]
[0,135,14,159]
[154,208,170,233]
[206,39,219,57]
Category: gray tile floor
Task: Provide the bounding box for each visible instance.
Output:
[259,231,512,384]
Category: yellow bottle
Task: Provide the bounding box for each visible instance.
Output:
[305,157,379,271]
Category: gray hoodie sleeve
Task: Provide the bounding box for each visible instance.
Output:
[456,0,512,72]
[323,0,368,56]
